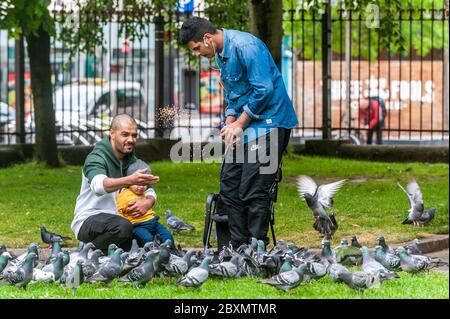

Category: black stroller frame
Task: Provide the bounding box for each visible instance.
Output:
[203,163,282,252]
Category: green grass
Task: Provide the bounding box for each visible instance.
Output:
[0,154,447,248]
[0,154,448,299]
[0,272,447,299]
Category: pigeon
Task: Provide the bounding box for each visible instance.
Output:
[334,239,362,266]
[327,263,348,283]
[208,255,241,278]
[3,243,40,276]
[418,208,436,225]
[98,243,119,264]
[351,236,362,248]
[258,264,307,292]
[165,210,195,233]
[176,255,213,288]
[81,249,103,279]
[86,248,124,284]
[163,249,197,276]
[377,236,395,254]
[32,268,56,283]
[63,259,85,295]
[405,239,423,255]
[374,245,401,271]
[396,247,430,274]
[0,252,36,289]
[303,261,328,282]
[297,175,346,238]
[46,238,63,265]
[40,225,72,245]
[68,242,95,268]
[41,252,65,281]
[278,254,294,274]
[337,268,381,291]
[321,239,336,264]
[360,246,399,281]
[119,250,160,287]
[0,252,13,277]
[397,180,425,226]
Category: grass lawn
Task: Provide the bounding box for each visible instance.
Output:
[0,272,448,299]
[0,154,448,298]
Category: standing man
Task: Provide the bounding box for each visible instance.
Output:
[359,96,386,145]
[71,114,159,252]
[180,17,298,248]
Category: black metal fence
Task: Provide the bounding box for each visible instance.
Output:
[0,1,448,146]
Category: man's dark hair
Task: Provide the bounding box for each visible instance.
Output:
[180,17,217,45]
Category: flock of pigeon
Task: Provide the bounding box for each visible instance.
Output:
[0,232,446,294]
[0,175,443,295]
[297,176,437,238]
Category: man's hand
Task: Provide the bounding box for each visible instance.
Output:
[220,121,244,148]
[127,169,160,186]
[127,196,155,218]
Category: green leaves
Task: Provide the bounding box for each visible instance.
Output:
[0,0,55,38]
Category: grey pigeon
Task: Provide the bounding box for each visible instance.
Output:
[45,238,63,265]
[208,255,241,278]
[327,263,348,283]
[120,250,160,287]
[397,180,424,226]
[165,210,195,233]
[303,261,328,282]
[351,236,362,248]
[0,252,36,289]
[374,245,401,271]
[258,264,307,292]
[40,225,71,245]
[82,249,103,278]
[164,249,197,276]
[68,242,95,268]
[176,255,213,288]
[41,252,65,281]
[278,254,294,274]
[63,259,84,295]
[360,246,399,281]
[297,175,346,238]
[405,239,422,255]
[98,243,119,264]
[396,247,430,273]
[338,269,382,291]
[9,242,39,269]
[86,248,124,284]
[321,239,336,264]
[377,236,395,254]
[0,252,13,276]
[418,208,436,225]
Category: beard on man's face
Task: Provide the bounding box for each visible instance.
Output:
[116,140,135,154]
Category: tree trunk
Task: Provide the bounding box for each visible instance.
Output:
[26,27,60,167]
[248,0,283,70]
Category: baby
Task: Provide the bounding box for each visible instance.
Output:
[116,159,174,247]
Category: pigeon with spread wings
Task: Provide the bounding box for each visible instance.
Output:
[297,176,346,239]
[397,179,425,227]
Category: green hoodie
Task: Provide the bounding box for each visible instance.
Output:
[83,136,137,183]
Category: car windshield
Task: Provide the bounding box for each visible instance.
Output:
[54,85,103,115]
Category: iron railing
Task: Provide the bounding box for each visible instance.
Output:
[0,1,448,146]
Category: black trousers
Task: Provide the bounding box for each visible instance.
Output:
[217,128,291,248]
[77,213,133,253]
[367,122,383,145]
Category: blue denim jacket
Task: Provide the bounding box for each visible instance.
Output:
[216,29,298,143]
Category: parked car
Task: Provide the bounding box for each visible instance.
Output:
[24,79,152,145]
